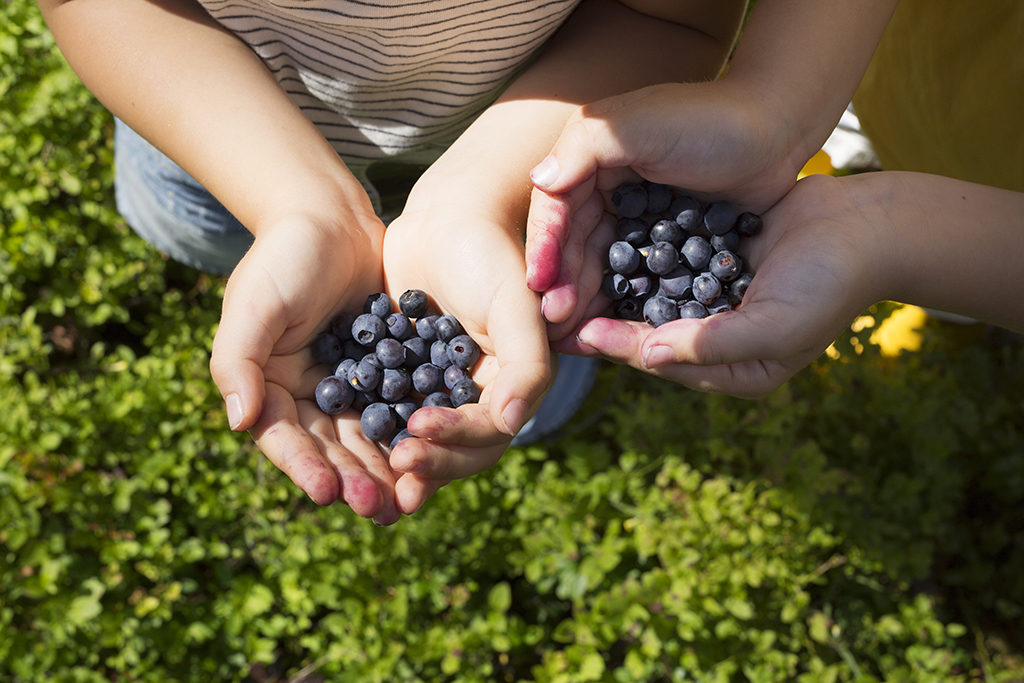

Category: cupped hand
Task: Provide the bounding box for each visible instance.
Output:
[209,213,406,524]
[526,80,806,335]
[381,206,553,515]
[554,174,884,398]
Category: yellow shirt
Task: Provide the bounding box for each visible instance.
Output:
[852,0,1024,192]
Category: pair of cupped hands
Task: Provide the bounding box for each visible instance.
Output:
[209,85,881,525]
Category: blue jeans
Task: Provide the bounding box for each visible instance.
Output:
[113,118,598,444]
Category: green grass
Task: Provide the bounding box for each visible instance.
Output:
[2,1,1023,680]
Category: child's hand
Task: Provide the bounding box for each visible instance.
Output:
[209,213,405,524]
[380,206,553,515]
[555,174,883,398]
[525,81,805,336]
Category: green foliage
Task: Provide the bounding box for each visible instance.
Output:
[2,1,1023,680]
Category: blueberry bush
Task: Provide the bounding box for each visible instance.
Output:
[3,1,1023,680]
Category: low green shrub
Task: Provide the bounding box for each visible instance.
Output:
[2,1,1022,680]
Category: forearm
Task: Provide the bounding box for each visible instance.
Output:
[851,172,1024,333]
[725,0,898,171]
[38,0,372,234]
[407,0,743,225]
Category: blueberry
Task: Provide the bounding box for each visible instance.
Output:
[628,274,653,298]
[422,391,453,408]
[644,182,673,214]
[692,272,722,305]
[707,296,732,315]
[342,339,365,361]
[614,297,644,321]
[416,314,439,341]
[352,390,376,412]
[735,211,763,237]
[680,235,713,271]
[645,241,679,276]
[401,336,430,368]
[649,219,685,248]
[703,201,740,236]
[360,352,383,369]
[379,368,412,402]
[352,313,388,347]
[602,272,630,300]
[444,364,470,390]
[385,312,414,340]
[315,375,355,415]
[430,340,453,369]
[611,182,647,219]
[657,266,694,300]
[616,217,649,245]
[710,229,740,253]
[674,198,704,233]
[398,289,430,318]
[389,428,414,450]
[412,362,444,394]
[328,312,356,341]
[678,300,709,319]
[360,402,397,442]
[434,314,463,342]
[375,337,405,369]
[709,250,742,282]
[449,378,481,407]
[348,357,383,392]
[728,272,753,307]
[643,295,680,328]
[608,241,641,275]
[447,334,480,369]
[363,292,393,319]
[670,194,701,219]
[334,357,357,379]
[392,401,418,426]
[311,331,344,367]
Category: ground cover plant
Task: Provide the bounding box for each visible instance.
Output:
[2,1,1024,680]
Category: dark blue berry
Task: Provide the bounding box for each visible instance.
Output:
[678,300,709,319]
[412,363,444,394]
[728,272,753,307]
[628,274,653,298]
[643,295,679,328]
[645,241,679,276]
[692,272,722,305]
[703,201,740,236]
[447,334,480,369]
[375,337,405,369]
[422,391,453,408]
[389,428,414,450]
[611,182,647,219]
[361,402,397,442]
[352,313,387,347]
[392,401,418,426]
[342,339,365,361]
[398,289,429,318]
[315,375,355,415]
[379,368,412,402]
[657,266,694,300]
[430,340,452,369]
[603,273,630,300]
[735,212,763,237]
[614,297,644,321]
[334,357,357,379]
[434,315,463,342]
[680,236,713,271]
[616,217,649,245]
[311,331,344,367]
[364,292,393,319]
[707,296,732,315]
[644,182,673,214]
[449,378,481,407]
[385,312,414,340]
[444,364,469,390]
[649,219,685,248]
[709,250,742,282]
[348,357,382,392]
[401,336,429,368]
[710,229,741,253]
[416,315,439,341]
[670,195,701,219]
[608,241,641,275]
[328,312,356,341]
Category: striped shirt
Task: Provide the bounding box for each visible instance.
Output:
[199,0,582,174]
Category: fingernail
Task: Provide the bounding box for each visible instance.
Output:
[574,333,597,355]
[644,345,674,369]
[225,393,243,430]
[530,155,560,189]
[501,398,528,436]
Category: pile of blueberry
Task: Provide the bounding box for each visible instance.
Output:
[603,181,762,326]
[309,289,481,449]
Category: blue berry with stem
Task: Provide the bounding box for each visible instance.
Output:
[398,289,429,318]
[385,312,414,340]
[352,313,387,347]
[364,292,393,319]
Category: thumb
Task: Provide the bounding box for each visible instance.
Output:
[529,112,632,195]
[209,255,283,432]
